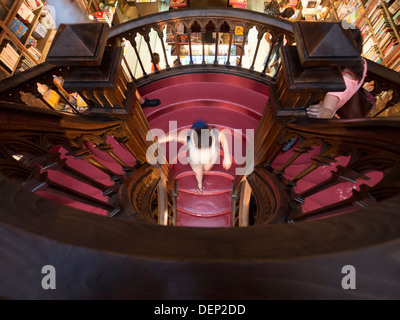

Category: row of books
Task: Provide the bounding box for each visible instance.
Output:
[287,0,298,8]
[359,20,383,63]
[336,0,351,19]
[388,51,400,71]
[336,0,363,22]
[0,43,20,71]
[366,2,399,60]
[16,55,36,72]
[393,9,400,26]
[388,0,400,15]
[179,44,238,56]
[27,45,42,62]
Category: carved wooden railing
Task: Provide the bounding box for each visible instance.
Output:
[0,63,79,113]
[232,116,400,226]
[364,60,400,117]
[108,8,295,85]
[0,102,176,225]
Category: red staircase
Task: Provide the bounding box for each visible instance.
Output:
[34,73,384,226]
[141,73,269,227]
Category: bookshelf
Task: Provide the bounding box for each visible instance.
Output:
[324,0,400,72]
[165,28,247,67]
[0,0,56,80]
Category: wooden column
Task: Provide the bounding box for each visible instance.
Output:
[272,21,362,117]
[255,21,363,165]
[238,178,251,227]
[46,23,129,113]
[157,169,169,226]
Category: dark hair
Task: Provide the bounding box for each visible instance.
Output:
[280,7,294,18]
[346,28,365,81]
[153,52,160,65]
[190,120,212,149]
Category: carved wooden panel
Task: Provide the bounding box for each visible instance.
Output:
[247,167,289,225]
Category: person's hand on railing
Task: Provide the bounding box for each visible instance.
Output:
[306,103,334,119]
[306,95,339,119]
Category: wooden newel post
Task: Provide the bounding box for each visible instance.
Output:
[271,21,361,117]
[45,23,176,200]
[255,21,362,165]
[45,23,131,114]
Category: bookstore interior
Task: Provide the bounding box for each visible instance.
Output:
[0,0,399,113]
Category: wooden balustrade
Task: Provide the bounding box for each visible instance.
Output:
[230,20,400,227]
[0,102,176,223]
[108,8,294,87]
[242,117,400,225]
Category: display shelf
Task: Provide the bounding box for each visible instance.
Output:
[322,0,400,71]
[0,0,56,80]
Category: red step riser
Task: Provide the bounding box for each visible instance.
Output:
[148,107,260,137]
[177,191,231,216]
[140,73,269,97]
[146,100,263,123]
[176,210,231,228]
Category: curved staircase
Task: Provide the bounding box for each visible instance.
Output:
[140,73,268,227]
[31,72,385,226]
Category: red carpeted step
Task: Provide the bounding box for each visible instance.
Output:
[35,190,108,216]
[172,159,237,179]
[140,73,269,117]
[147,104,260,138]
[177,210,231,227]
[140,73,270,98]
[83,135,136,175]
[177,172,233,195]
[177,190,231,216]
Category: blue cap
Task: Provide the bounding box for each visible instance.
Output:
[191,120,208,130]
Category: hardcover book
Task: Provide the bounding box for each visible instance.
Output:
[32,21,47,39]
[9,18,28,39]
[17,2,35,24]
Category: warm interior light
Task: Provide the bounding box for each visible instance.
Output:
[88,14,94,20]
[321,7,327,12]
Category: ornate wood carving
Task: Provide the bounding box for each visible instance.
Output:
[247,166,289,224]
[119,163,160,223]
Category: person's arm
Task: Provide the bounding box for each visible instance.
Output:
[218,132,232,170]
[307,71,358,119]
[306,94,340,119]
[158,129,190,144]
[264,32,273,45]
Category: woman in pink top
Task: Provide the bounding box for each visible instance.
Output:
[306,28,367,119]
